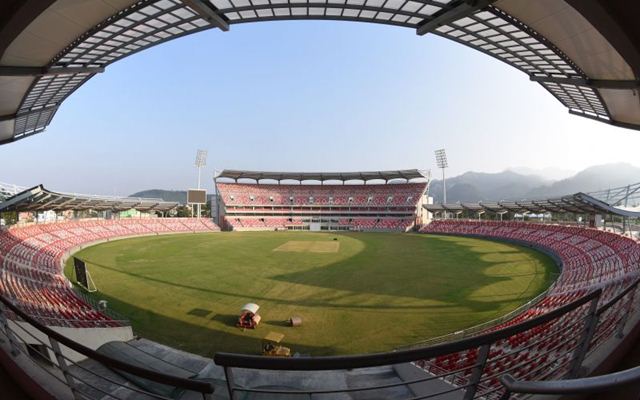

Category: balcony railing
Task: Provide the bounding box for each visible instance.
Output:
[0,293,214,400]
[0,272,638,399]
[214,286,623,400]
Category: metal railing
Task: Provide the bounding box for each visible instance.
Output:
[1,275,638,399]
[500,365,640,396]
[215,289,608,400]
[498,276,640,399]
[0,293,214,400]
[589,276,640,354]
[1,223,638,400]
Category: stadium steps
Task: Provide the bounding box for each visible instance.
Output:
[70,338,228,400]
[227,368,351,399]
[345,365,413,399]
[393,363,463,400]
[69,357,140,400]
[227,364,418,400]
[70,338,457,400]
[125,339,210,373]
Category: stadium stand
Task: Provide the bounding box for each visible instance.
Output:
[421,220,640,296]
[2,0,640,396]
[416,219,640,395]
[216,177,428,232]
[0,202,638,398]
[0,218,219,328]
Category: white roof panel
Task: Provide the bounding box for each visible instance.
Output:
[0,0,639,144]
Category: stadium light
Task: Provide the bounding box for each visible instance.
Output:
[434,149,448,206]
[194,150,208,218]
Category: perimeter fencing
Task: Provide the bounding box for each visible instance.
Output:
[70,287,131,326]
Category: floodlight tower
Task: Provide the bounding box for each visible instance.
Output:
[195,149,208,218]
[435,148,448,208]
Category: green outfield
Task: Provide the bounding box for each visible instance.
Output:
[65,232,557,357]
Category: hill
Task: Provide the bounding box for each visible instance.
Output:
[429,170,550,203]
[430,163,640,203]
[525,163,640,199]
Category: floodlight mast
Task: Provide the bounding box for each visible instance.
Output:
[435,149,448,218]
[195,150,208,219]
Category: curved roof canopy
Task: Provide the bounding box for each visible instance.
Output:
[0,185,179,212]
[216,169,427,182]
[425,192,640,218]
[1,0,639,145]
[0,181,25,202]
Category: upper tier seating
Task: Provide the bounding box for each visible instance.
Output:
[217,182,426,207]
[0,218,219,328]
[217,182,426,231]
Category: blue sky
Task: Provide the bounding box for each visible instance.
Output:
[1,21,639,195]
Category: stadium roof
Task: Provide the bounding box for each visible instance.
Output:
[425,192,640,218]
[0,1,639,144]
[0,185,179,212]
[0,181,25,202]
[216,169,427,182]
[586,181,640,208]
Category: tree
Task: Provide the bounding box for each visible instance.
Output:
[0,211,18,226]
[175,205,192,217]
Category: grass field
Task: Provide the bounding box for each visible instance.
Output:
[65,232,557,357]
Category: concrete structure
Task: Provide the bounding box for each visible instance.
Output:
[1,1,640,144]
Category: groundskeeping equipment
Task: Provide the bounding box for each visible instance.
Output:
[262,331,291,357]
[237,303,261,329]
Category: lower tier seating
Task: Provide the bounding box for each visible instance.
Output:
[226,216,415,231]
[0,218,219,328]
[417,220,640,396]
